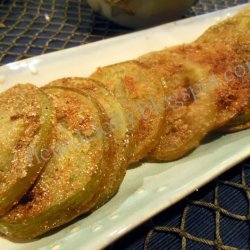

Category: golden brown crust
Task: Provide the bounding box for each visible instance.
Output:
[139,41,249,161]
[139,50,214,160]
[196,7,250,131]
[91,60,166,163]
[0,87,109,239]
[0,84,55,216]
[47,77,130,207]
[172,43,249,126]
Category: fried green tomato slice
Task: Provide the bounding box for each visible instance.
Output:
[91,60,165,164]
[47,77,130,207]
[0,84,55,216]
[139,50,215,161]
[173,43,249,128]
[0,87,109,240]
[196,7,250,131]
[138,43,248,161]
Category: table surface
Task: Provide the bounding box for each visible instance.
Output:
[0,1,249,249]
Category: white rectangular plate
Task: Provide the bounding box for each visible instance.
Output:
[0,4,249,250]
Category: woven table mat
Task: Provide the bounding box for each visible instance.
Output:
[0,1,249,250]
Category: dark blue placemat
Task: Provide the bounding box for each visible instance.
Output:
[0,1,249,249]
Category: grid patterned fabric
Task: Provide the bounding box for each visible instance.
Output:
[0,1,249,250]
[0,0,130,65]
